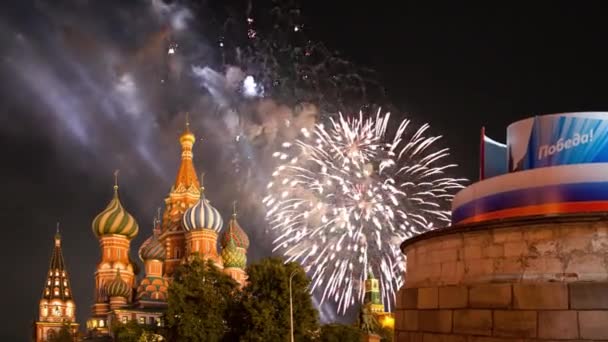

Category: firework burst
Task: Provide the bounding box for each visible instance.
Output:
[263,109,466,313]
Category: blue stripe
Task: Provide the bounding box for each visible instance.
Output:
[453,181,608,223]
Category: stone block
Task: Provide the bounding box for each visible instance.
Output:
[591,235,608,253]
[565,254,605,278]
[493,229,523,243]
[469,284,512,308]
[440,262,464,285]
[493,257,524,277]
[468,338,525,342]
[579,310,608,339]
[523,227,553,242]
[465,232,492,246]
[396,288,405,309]
[438,286,467,308]
[431,249,458,264]
[453,309,492,335]
[396,332,410,342]
[483,244,505,258]
[529,240,557,256]
[538,310,578,339]
[418,287,438,309]
[493,310,537,338]
[440,236,463,249]
[560,237,591,253]
[402,310,418,331]
[418,310,452,333]
[465,259,494,279]
[513,283,568,309]
[402,288,418,309]
[463,245,482,260]
[570,282,608,309]
[503,241,528,257]
[422,333,466,342]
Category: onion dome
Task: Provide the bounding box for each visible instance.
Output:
[92,171,139,239]
[139,218,166,261]
[179,113,196,146]
[220,202,250,249]
[136,276,169,302]
[106,269,131,298]
[221,238,246,269]
[182,176,223,232]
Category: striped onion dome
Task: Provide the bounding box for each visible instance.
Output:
[139,235,166,261]
[92,185,139,239]
[182,192,223,232]
[106,269,131,298]
[139,220,166,261]
[221,212,249,250]
[221,238,246,269]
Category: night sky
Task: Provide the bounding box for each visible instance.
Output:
[2,1,608,340]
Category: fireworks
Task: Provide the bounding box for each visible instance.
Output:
[263,110,465,313]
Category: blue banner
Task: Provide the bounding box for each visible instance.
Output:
[507,112,608,172]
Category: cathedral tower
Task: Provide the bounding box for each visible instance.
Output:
[89,172,139,329]
[182,175,224,267]
[221,202,249,287]
[136,215,169,307]
[35,227,79,342]
[363,268,384,313]
[160,117,202,277]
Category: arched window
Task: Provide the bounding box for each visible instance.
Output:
[47,329,56,340]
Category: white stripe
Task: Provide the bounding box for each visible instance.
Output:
[453,163,608,209]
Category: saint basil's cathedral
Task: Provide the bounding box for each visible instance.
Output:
[34,121,250,341]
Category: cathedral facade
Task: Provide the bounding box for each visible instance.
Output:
[35,122,250,341]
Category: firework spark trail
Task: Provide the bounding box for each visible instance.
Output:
[263,109,466,313]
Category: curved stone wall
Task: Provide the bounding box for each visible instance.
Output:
[394,214,608,341]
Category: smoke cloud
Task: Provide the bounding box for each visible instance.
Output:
[1,0,386,326]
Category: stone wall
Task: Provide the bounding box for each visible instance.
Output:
[394,215,608,341]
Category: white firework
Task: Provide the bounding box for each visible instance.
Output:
[262,109,465,313]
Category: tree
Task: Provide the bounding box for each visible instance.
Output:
[237,257,319,341]
[319,324,361,342]
[48,324,73,342]
[165,257,239,341]
[112,319,144,342]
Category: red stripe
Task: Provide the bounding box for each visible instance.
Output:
[458,201,608,224]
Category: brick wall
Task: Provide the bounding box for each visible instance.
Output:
[395,217,608,341]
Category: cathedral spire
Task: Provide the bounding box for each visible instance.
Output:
[174,112,200,193]
[42,225,73,302]
[37,226,78,338]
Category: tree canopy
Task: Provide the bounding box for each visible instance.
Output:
[164,257,239,341]
[319,323,361,342]
[237,257,319,341]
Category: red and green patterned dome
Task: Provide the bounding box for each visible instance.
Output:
[220,211,249,250]
[136,276,169,302]
[221,238,246,269]
[106,269,131,298]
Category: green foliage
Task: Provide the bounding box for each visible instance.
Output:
[237,257,319,341]
[379,326,393,342]
[165,257,239,341]
[138,331,166,342]
[319,323,361,342]
[112,319,144,342]
[48,324,73,342]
